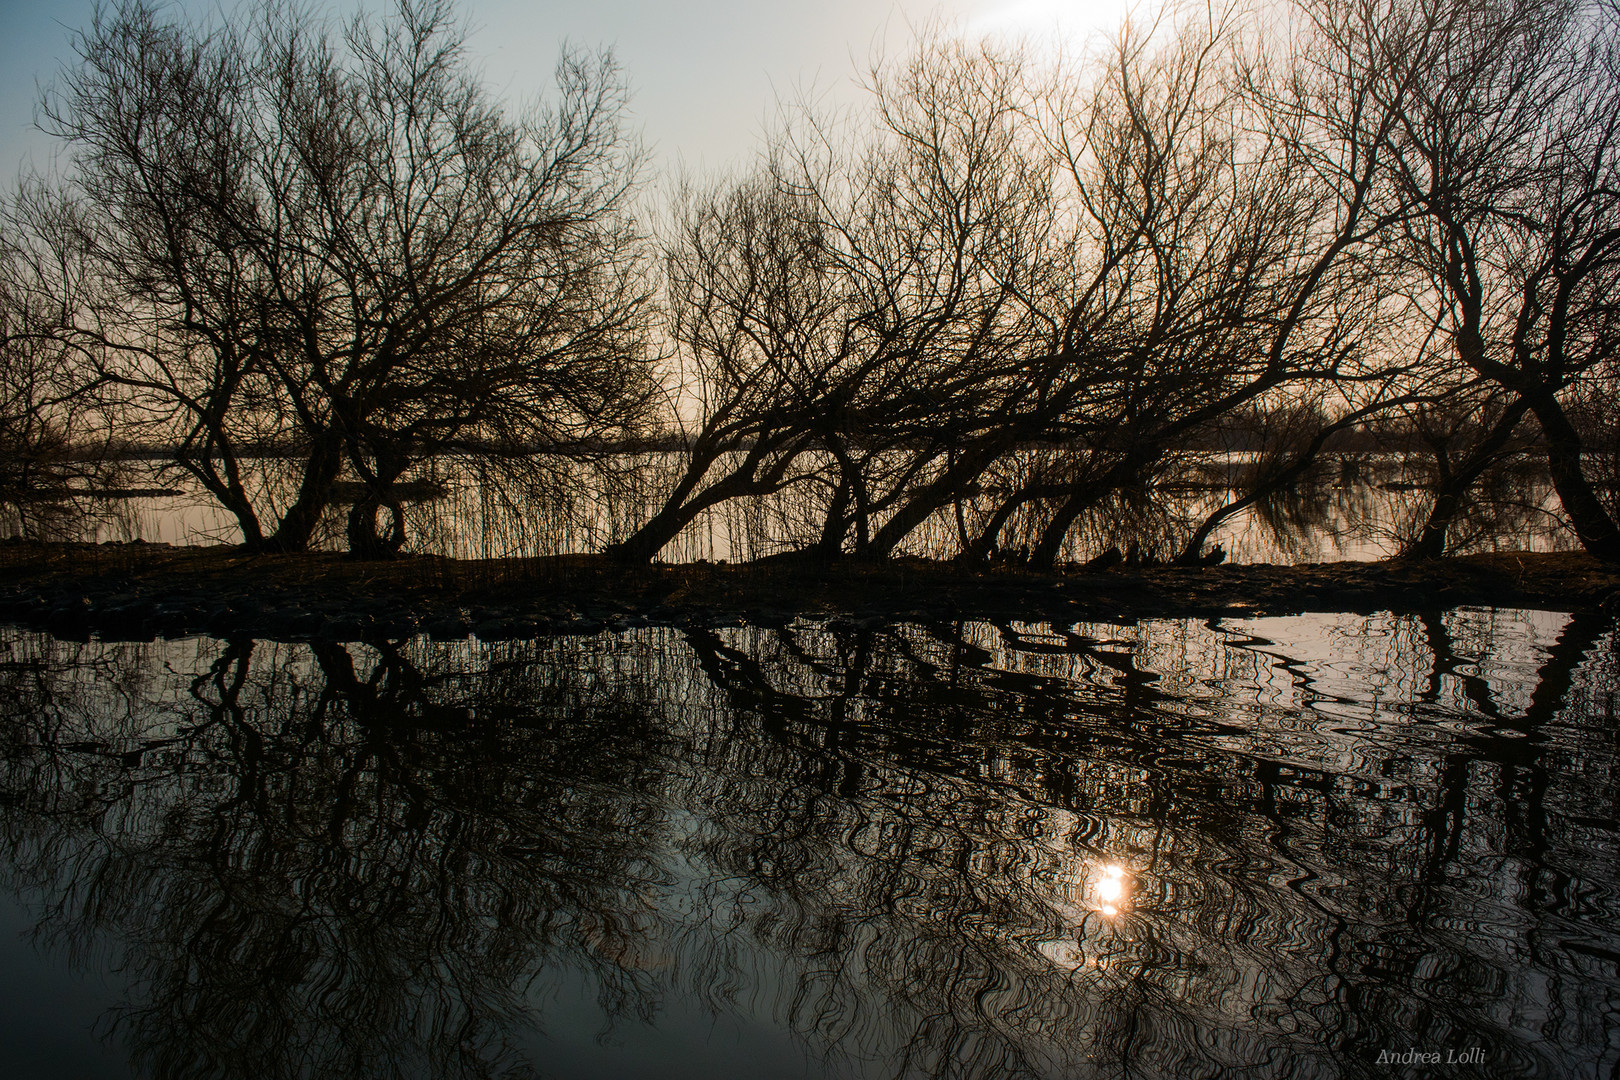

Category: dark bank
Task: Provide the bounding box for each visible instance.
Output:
[2,541,1618,643]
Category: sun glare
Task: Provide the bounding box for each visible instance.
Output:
[964,0,1153,56]
[1091,863,1131,917]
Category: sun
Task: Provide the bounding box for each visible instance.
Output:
[963,0,1153,56]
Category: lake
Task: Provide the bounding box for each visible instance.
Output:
[0,451,1578,564]
[0,606,1615,1078]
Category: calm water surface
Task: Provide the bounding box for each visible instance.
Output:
[0,608,1616,1078]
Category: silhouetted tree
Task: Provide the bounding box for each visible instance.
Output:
[11,0,655,556]
[0,240,123,536]
[1355,0,1620,559]
[610,38,1053,563]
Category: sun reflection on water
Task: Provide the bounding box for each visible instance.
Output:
[1034,860,1135,969]
[1093,863,1129,917]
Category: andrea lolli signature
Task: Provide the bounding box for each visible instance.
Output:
[1375,1048,1487,1066]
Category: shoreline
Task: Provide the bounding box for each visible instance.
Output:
[1,541,1617,643]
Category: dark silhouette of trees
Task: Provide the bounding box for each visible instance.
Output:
[615,0,1620,568]
[1354,0,1620,559]
[7,0,655,556]
[613,8,1415,567]
[4,0,1619,564]
[1396,387,1535,558]
[981,7,1404,570]
[0,241,124,536]
[609,38,1054,564]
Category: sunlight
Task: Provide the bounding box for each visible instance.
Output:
[963,0,1158,56]
[1092,863,1130,917]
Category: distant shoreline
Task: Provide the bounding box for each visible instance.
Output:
[0,542,1616,643]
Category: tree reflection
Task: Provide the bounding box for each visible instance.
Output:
[0,634,683,1078]
[0,611,1615,1078]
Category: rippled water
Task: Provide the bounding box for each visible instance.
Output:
[0,609,1615,1078]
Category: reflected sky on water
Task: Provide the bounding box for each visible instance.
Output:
[0,607,1615,1078]
[0,452,1579,565]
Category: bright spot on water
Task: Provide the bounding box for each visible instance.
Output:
[1093,863,1129,917]
[1035,861,1134,968]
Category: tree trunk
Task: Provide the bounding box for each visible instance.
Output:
[1029,458,1141,570]
[964,493,1023,564]
[812,471,853,558]
[1175,406,1392,566]
[866,436,1009,558]
[604,441,727,563]
[344,455,409,559]
[345,498,407,559]
[261,437,344,553]
[1400,399,1529,560]
[1531,392,1620,561]
[176,441,264,551]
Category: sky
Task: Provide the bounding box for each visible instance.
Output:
[0,0,1143,183]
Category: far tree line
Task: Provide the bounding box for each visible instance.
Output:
[2,0,1617,565]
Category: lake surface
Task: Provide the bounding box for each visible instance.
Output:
[2,452,1575,564]
[0,608,1616,1078]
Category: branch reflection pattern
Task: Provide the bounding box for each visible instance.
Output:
[0,607,1614,1078]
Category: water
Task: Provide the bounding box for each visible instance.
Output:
[0,609,1615,1078]
[1,452,1576,564]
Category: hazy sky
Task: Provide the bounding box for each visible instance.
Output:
[1,0,1141,182]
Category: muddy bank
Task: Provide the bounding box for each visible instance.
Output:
[1,541,1617,643]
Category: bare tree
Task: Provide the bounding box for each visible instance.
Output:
[966,5,1404,570]
[0,231,123,537]
[1358,0,1620,559]
[1395,385,1533,558]
[16,0,655,556]
[615,8,1414,569]
[602,179,834,564]
[610,36,1053,564]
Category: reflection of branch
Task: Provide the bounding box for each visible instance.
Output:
[1417,609,1501,717]
[1,634,690,1079]
[1501,611,1611,893]
[0,609,1611,1078]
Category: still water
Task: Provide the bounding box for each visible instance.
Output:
[0,608,1615,1078]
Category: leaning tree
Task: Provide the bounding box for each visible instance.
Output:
[1351,0,1620,560]
[9,0,656,555]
